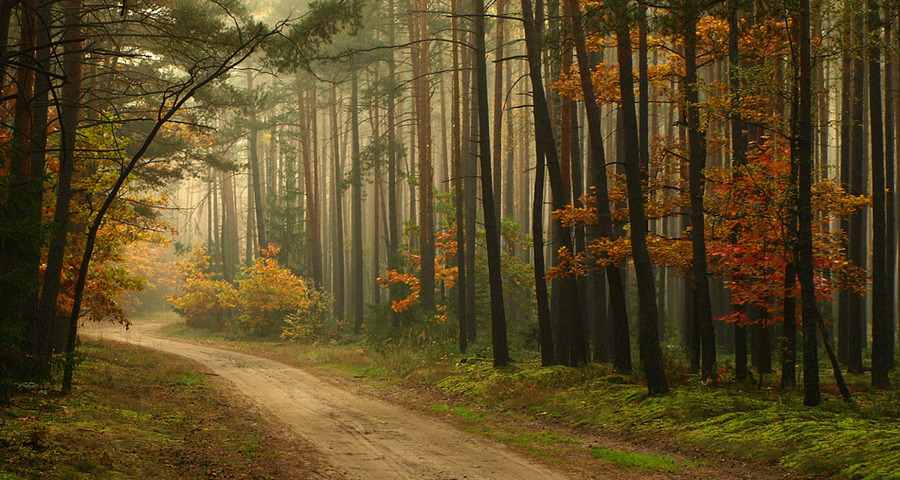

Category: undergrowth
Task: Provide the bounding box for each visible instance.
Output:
[0,339,304,479]
[160,320,900,479]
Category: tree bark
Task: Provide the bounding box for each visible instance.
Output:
[330,84,346,321]
[451,0,468,351]
[796,0,851,405]
[848,7,866,374]
[473,0,509,366]
[492,0,507,220]
[40,0,81,359]
[868,0,891,387]
[246,73,267,253]
[564,0,631,372]
[728,3,749,381]
[616,2,668,394]
[684,13,717,383]
[302,89,324,284]
[350,73,364,332]
[407,0,436,311]
[520,0,556,365]
[221,171,240,282]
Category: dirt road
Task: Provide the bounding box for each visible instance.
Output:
[85,321,569,480]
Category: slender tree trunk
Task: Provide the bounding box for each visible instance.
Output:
[302,89,324,284]
[370,89,382,306]
[521,0,555,365]
[565,0,630,372]
[616,3,668,394]
[884,4,897,373]
[684,14,716,382]
[221,171,240,282]
[868,0,891,387]
[530,0,586,367]
[492,0,507,220]
[407,0,436,311]
[1,0,39,385]
[40,0,82,357]
[330,85,346,321]
[838,40,852,364]
[350,74,365,332]
[848,7,866,374]
[797,0,852,404]
[729,3,749,381]
[451,0,468,351]
[463,34,478,343]
[473,0,509,366]
[387,0,401,319]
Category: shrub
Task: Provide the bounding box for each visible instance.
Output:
[167,248,235,330]
[231,246,331,338]
[169,246,331,339]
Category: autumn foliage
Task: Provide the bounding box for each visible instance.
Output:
[168,245,332,339]
[376,228,458,313]
[550,141,868,327]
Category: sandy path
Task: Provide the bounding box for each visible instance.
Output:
[85,322,568,480]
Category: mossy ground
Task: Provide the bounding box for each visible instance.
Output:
[159,321,900,479]
[0,339,327,479]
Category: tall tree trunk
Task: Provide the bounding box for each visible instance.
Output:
[369,88,382,306]
[848,6,866,374]
[407,0,436,311]
[868,0,891,387]
[451,0,468,351]
[350,73,364,332]
[492,0,507,220]
[521,0,555,365]
[728,2,749,381]
[330,84,346,321]
[247,73,267,252]
[884,3,896,373]
[221,171,240,282]
[474,0,509,366]
[565,0,630,372]
[23,0,53,365]
[302,89,324,284]
[838,39,853,364]
[387,0,401,319]
[616,2,668,394]
[796,0,851,405]
[684,13,717,382]
[41,0,82,358]
[527,0,586,367]
[463,32,478,343]
[1,0,38,384]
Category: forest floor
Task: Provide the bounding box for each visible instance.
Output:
[0,337,336,479]
[70,315,844,479]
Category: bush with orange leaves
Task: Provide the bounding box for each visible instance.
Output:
[168,245,331,338]
[231,245,331,338]
[167,247,236,330]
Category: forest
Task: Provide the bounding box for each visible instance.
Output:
[1,0,899,475]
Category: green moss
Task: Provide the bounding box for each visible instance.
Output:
[590,447,683,472]
[166,322,900,479]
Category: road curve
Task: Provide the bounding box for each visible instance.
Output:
[85,322,568,480]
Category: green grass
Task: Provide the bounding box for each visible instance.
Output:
[0,339,309,479]
[590,447,683,472]
[159,320,900,478]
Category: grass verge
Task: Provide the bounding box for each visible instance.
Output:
[158,321,900,479]
[0,338,328,480]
